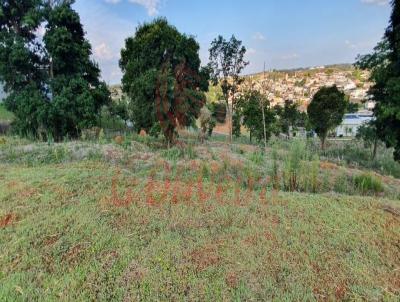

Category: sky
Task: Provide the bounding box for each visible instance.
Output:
[73,0,392,85]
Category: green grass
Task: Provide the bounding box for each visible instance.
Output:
[0,161,399,301]
[0,104,13,122]
[0,136,399,300]
[354,173,385,195]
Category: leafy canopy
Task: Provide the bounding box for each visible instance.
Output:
[120,18,209,144]
[307,86,347,149]
[208,35,248,142]
[0,0,109,139]
[237,89,276,143]
[356,0,400,161]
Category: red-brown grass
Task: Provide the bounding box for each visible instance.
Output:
[0,213,16,228]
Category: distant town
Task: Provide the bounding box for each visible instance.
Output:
[242,64,374,111]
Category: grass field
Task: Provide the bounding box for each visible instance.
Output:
[0,135,399,301]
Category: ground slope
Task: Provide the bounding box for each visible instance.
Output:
[0,160,399,301]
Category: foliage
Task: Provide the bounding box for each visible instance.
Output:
[0,140,399,300]
[237,89,276,143]
[208,35,248,141]
[208,101,227,123]
[353,173,384,195]
[356,1,400,161]
[274,100,305,136]
[307,86,348,150]
[232,112,241,138]
[0,0,47,137]
[120,18,209,144]
[199,106,212,141]
[0,103,13,122]
[356,120,380,159]
[0,0,109,140]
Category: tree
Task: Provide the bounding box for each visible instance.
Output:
[208,35,248,142]
[237,90,275,143]
[356,39,389,156]
[199,106,211,142]
[307,86,348,150]
[275,100,302,136]
[346,102,359,113]
[355,0,400,161]
[120,18,209,145]
[0,0,109,140]
[44,1,110,140]
[356,121,380,160]
[0,0,48,137]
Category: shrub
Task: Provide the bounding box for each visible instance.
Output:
[248,150,264,165]
[283,140,307,191]
[161,147,183,161]
[353,173,384,195]
[299,159,320,193]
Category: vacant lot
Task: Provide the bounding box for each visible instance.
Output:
[0,137,399,301]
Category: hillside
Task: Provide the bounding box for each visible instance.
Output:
[0,135,399,301]
[241,65,372,110]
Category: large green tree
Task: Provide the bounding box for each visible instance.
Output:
[44,1,110,140]
[0,0,109,140]
[307,86,348,150]
[0,0,48,136]
[208,35,248,142]
[120,18,209,144]
[357,0,400,161]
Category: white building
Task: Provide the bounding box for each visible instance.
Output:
[335,111,373,137]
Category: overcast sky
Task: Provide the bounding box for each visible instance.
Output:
[73,0,392,84]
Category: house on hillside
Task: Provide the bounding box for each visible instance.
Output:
[335,111,373,137]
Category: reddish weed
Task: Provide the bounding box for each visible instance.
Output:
[0,213,16,228]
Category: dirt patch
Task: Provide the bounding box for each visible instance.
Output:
[0,213,17,228]
[189,245,221,272]
[62,243,90,265]
[382,205,400,217]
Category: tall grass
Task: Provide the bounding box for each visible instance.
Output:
[282,140,308,191]
[353,173,384,195]
[314,139,400,178]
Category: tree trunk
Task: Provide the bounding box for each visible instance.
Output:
[229,101,233,143]
[321,136,326,151]
[260,100,267,150]
[372,137,378,160]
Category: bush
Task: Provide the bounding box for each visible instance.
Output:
[161,147,183,161]
[283,140,307,191]
[248,150,264,165]
[353,173,384,195]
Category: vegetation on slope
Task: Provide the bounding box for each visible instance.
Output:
[0,135,399,301]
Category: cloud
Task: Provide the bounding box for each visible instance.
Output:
[361,0,389,6]
[75,1,137,84]
[94,42,116,60]
[281,53,299,60]
[105,0,161,16]
[252,32,266,41]
[345,40,357,49]
[247,48,257,55]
